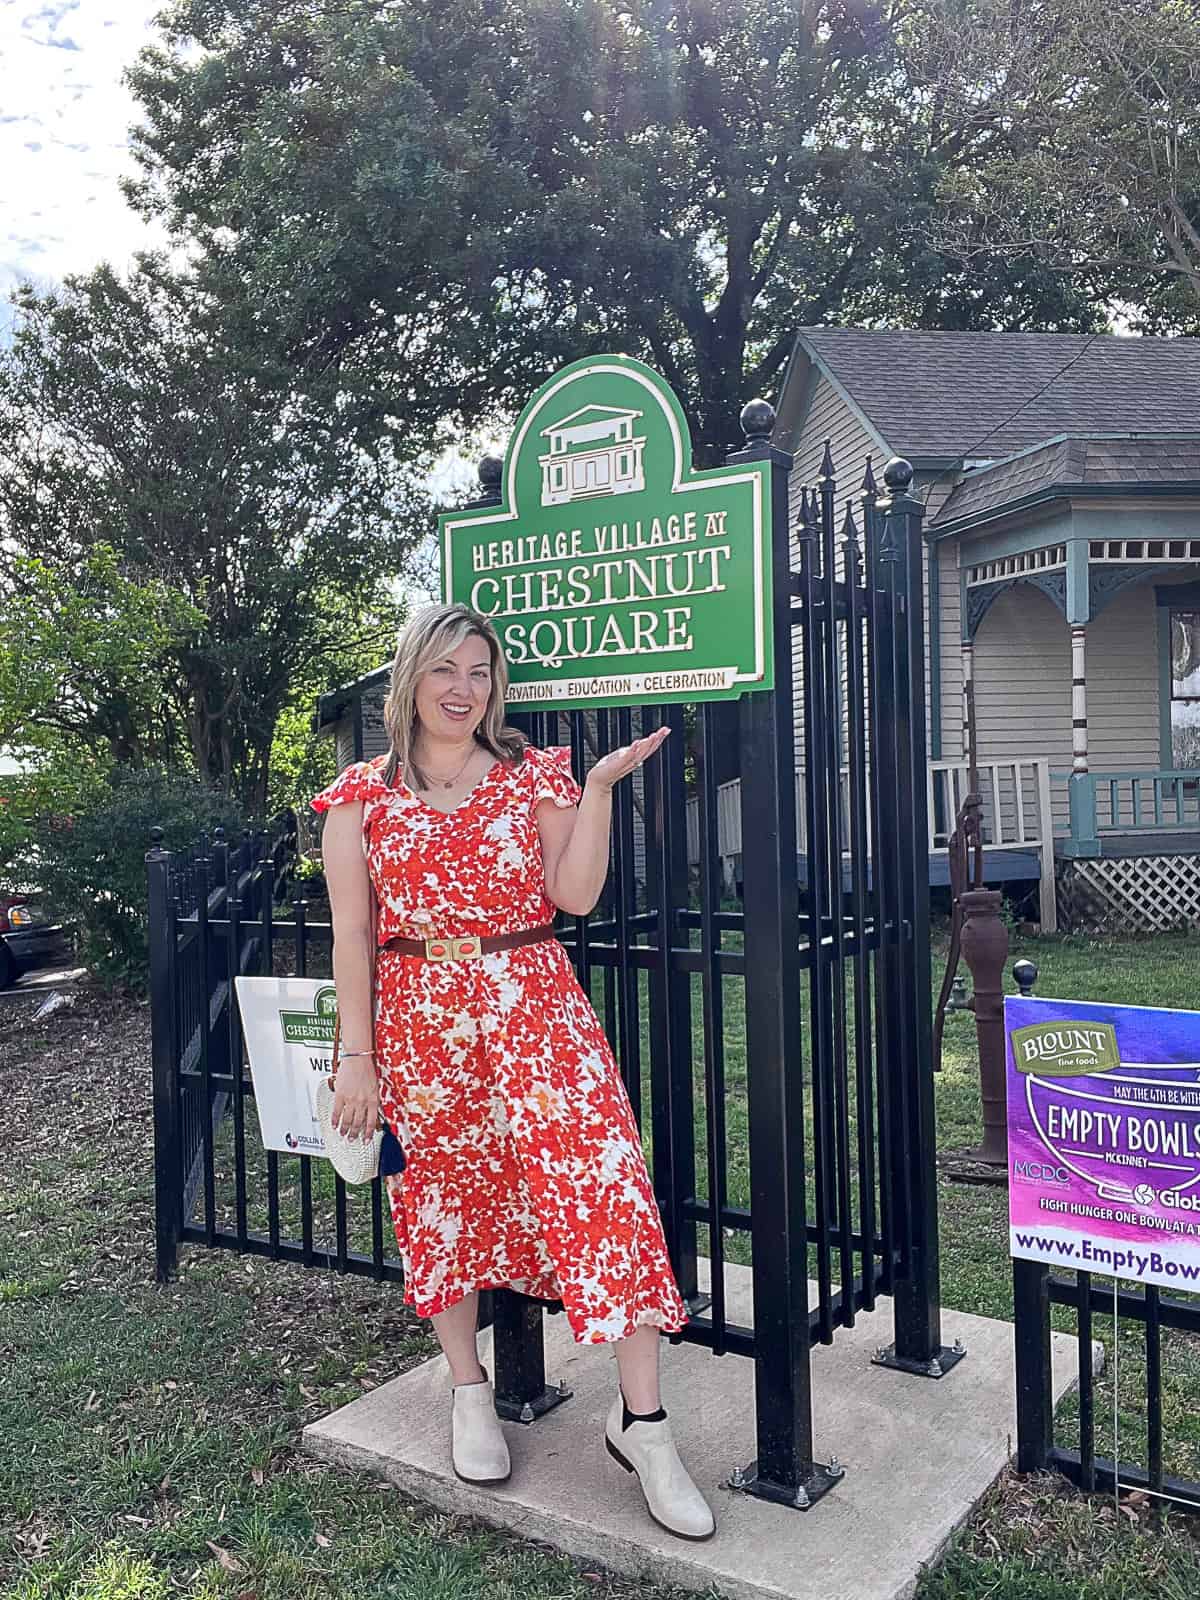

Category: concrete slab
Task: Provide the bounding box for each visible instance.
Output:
[302,1262,1089,1600]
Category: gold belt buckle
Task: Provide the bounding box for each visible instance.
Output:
[424,936,482,961]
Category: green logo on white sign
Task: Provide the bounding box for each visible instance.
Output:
[439,355,773,710]
[279,985,338,1047]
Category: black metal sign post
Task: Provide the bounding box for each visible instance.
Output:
[870,461,964,1380]
[731,402,839,1508]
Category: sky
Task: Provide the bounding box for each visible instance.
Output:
[0,0,463,606]
[0,1,164,299]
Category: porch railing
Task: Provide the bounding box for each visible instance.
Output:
[929,759,1055,930]
[1055,768,1200,855]
[685,757,1057,929]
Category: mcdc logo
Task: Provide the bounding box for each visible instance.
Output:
[285,1131,299,1150]
[1013,1159,1070,1185]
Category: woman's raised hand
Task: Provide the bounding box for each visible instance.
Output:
[585,727,671,794]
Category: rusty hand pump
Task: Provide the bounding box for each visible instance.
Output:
[932,682,1011,1167]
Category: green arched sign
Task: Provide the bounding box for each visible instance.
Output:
[439,354,773,710]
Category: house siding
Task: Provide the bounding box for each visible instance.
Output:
[971,575,1190,831]
[972,585,1072,826]
[788,374,882,769]
[361,687,390,761]
[1088,585,1163,776]
[334,720,357,771]
[937,538,963,757]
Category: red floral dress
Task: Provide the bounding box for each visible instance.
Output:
[311,745,687,1344]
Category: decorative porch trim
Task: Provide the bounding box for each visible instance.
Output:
[964,570,1067,640]
[964,543,1067,586]
[1090,538,1200,563]
[1087,563,1159,619]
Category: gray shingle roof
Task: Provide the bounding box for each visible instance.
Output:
[934,435,1200,527]
[796,329,1200,462]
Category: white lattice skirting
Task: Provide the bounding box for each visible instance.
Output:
[1057,854,1200,934]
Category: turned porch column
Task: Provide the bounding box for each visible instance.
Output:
[1064,541,1100,857]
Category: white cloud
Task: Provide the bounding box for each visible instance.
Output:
[0,1,165,296]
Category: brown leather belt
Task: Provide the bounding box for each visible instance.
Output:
[379,924,557,962]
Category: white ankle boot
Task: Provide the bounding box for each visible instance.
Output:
[604,1396,715,1540]
[451,1376,511,1485]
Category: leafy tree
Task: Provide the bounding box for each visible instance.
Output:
[0,263,419,812]
[125,0,1104,465]
[267,589,409,817]
[0,746,110,882]
[0,546,201,766]
[907,0,1200,328]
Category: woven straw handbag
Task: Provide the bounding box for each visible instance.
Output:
[317,877,385,1185]
[316,1009,383,1185]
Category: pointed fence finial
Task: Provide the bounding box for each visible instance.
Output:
[862,455,877,496]
[842,499,863,581]
[795,484,817,541]
[819,440,835,482]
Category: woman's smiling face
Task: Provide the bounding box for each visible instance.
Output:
[414,632,494,742]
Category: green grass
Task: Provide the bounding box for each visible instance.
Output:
[4,935,1200,1599]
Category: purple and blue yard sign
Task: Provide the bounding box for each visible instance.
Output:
[1006,996,1200,1292]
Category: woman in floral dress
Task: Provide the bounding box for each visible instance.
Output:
[313,602,714,1540]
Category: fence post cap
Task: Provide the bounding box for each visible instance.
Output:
[883,457,914,491]
[739,398,775,442]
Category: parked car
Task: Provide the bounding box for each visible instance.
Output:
[0,894,70,990]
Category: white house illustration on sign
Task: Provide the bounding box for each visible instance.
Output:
[538,404,647,506]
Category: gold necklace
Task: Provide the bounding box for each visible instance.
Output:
[420,743,478,791]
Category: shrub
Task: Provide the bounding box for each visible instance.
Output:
[29,764,244,992]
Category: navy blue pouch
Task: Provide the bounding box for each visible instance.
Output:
[379,1124,407,1176]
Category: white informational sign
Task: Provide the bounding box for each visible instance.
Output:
[234,976,337,1157]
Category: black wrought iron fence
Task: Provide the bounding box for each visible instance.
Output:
[149,412,957,1511]
[149,816,301,1277]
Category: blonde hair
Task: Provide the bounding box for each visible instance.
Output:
[381,602,525,790]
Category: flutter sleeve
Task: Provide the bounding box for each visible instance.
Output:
[310,760,383,814]
[528,745,583,811]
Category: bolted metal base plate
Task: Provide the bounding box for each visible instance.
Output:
[494,1381,573,1425]
[871,1340,967,1380]
[725,1457,844,1511]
